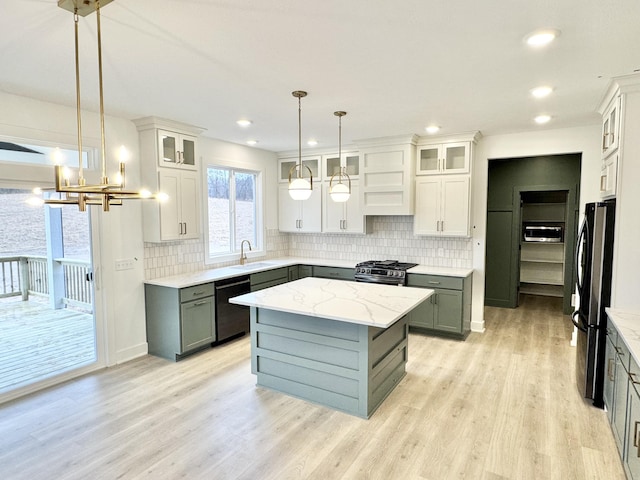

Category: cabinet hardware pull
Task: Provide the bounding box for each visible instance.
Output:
[634,420,640,449]
[630,372,640,386]
[184,223,187,235]
[193,291,205,296]
[194,300,208,306]
[428,281,441,285]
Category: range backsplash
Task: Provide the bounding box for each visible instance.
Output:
[144,216,472,280]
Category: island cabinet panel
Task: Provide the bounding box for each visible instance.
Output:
[250,307,409,418]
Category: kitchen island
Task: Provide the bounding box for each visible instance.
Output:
[230,277,433,418]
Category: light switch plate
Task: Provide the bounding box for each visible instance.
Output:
[115,258,134,271]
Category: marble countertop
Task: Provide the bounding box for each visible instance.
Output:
[230,277,433,328]
[607,308,640,365]
[145,256,473,289]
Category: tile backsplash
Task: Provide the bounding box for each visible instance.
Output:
[144,216,472,279]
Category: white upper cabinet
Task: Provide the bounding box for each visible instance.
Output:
[416,141,470,175]
[278,183,322,233]
[356,135,418,216]
[133,116,205,243]
[157,130,198,170]
[154,169,200,241]
[414,176,470,237]
[322,152,360,180]
[322,181,370,234]
[278,156,321,183]
[601,95,621,158]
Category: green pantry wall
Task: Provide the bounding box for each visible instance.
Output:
[484,154,581,314]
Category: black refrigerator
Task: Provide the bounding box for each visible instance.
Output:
[572,199,616,408]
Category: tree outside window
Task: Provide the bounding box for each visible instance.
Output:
[207,167,258,257]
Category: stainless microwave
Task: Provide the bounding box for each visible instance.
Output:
[523,225,564,243]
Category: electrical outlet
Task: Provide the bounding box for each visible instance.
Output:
[115,258,134,271]
[571,293,577,307]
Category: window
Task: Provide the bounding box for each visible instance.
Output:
[206,166,262,261]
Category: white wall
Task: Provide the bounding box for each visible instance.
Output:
[0,90,147,365]
[471,125,602,331]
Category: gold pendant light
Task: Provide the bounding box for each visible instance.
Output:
[288,90,313,200]
[38,0,161,212]
[329,111,351,202]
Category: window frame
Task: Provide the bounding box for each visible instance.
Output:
[203,161,264,265]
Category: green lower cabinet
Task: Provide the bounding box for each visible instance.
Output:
[145,283,216,361]
[433,289,463,334]
[407,294,434,329]
[250,267,289,291]
[180,296,215,352]
[627,379,640,478]
[312,266,355,281]
[406,273,471,338]
[298,265,313,279]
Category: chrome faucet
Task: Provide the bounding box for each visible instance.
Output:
[240,240,252,265]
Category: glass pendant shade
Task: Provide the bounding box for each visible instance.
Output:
[329,181,350,202]
[288,90,313,200]
[289,177,313,200]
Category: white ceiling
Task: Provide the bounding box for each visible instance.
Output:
[1,0,639,153]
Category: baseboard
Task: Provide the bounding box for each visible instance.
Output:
[471,319,486,333]
[116,342,148,364]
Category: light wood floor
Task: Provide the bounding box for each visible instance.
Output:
[0,298,95,393]
[0,295,626,479]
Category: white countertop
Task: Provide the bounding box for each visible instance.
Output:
[607,308,640,365]
[144,257,473,289]
[230,277,433,328]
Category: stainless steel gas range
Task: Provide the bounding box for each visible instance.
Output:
[354,260,418,286]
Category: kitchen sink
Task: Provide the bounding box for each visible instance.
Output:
[230,262,276,270]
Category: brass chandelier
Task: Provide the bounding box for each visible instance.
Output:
[40,0,160,211]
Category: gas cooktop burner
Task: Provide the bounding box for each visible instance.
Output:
[354,260,418,285]
[356,260,418,270]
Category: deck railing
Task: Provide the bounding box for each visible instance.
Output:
[0,255,92,310]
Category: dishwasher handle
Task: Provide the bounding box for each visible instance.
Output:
[215,278,251,291]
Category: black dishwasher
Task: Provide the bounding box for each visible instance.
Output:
[214,275,251,343]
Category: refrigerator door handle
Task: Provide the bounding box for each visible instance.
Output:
[571,311,588,332]
[576,217,589,292]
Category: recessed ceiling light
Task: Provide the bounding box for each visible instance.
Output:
[525,29,560,47]
[307,139,318,146]
[246,140,258,146]
[236,119,252,127]
[425,125,440,134]
[534,114,552,124]
[531,86,553,98]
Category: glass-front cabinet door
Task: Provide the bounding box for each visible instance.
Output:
[323,152,359,180]
[278,156,321,182]
[417,146,440,174]
[158,130,197,170]
[417,142,470,175]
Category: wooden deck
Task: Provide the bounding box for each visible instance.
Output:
[0,297,96,393]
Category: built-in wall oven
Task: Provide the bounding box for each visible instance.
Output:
[215,275,251,343]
